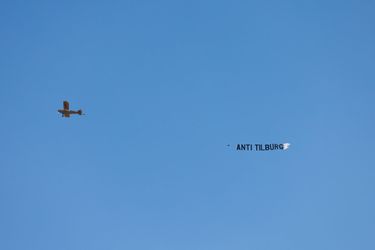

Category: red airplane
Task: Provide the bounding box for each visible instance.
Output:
[58,101,83,118]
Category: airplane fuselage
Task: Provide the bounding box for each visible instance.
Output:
[58,109,82,117]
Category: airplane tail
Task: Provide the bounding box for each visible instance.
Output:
[77,109,83,115]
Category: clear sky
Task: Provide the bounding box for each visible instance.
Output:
[1,0,374,249]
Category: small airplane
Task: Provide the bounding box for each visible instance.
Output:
[58,101,83,118]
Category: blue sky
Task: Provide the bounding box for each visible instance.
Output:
[1,0,374,249]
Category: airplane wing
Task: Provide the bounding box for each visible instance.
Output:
[63,101,69,110]
[64,113,70,118]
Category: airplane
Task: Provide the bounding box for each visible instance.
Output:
[58,101,83,118]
